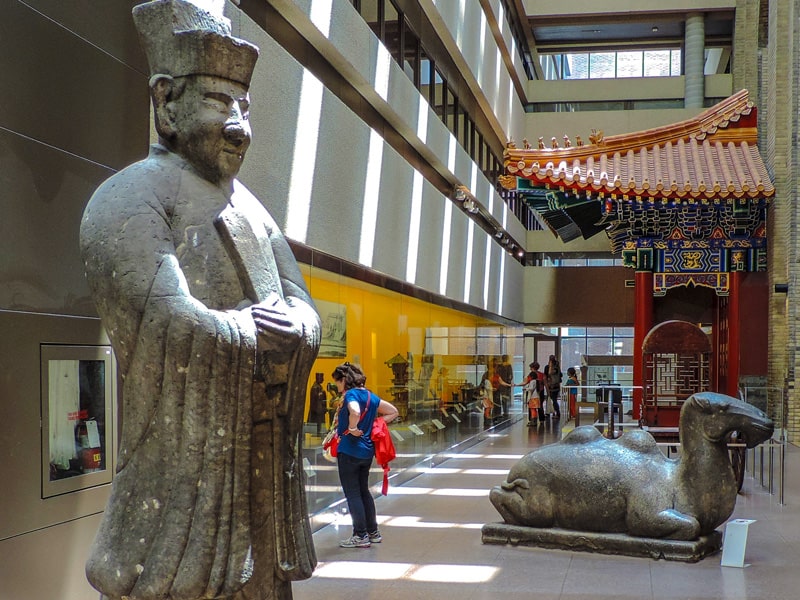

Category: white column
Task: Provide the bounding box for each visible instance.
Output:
[684,13,705,109]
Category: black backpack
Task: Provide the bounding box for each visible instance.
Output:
[548,369,562,389]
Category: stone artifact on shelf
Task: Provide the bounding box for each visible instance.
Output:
[307,372,328,435]
[79,1,321,598]
[483,392,774,561]
[385,353,410,420]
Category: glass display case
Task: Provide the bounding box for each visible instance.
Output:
[40,345,115,498]
[298,264,524,523]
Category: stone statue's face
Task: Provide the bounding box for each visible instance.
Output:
[170,75,252,185]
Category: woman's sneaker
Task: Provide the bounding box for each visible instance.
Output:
[339,534,371,548]
[368,531,382,543]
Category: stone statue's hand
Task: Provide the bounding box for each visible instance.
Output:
[251,295,304,352]
[285,296,322,347]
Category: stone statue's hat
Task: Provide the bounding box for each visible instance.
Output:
[133,0,259,87]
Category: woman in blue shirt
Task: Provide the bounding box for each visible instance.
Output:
[332,362,399,548]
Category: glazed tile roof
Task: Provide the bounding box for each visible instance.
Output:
[502,90,774,201]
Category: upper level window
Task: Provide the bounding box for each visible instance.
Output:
[541,49,682,80]
[530,254,622,267]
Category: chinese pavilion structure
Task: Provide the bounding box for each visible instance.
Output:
[501,90,774,421]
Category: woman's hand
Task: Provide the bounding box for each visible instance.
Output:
[348,427,363,437]
[378,399,399,424]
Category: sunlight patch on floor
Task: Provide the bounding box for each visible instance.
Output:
[313,561,411,580]
[411,467,461,474]
[441,452,523,460]
[410,564,498,583]
[383,486,434,495]
[312,561,498,583]
[430,487,490,497]
[383,516,483,530]
[461,468,509,475]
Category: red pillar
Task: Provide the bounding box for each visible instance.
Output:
[633,271,654,420]
[711,293,720,393]
[727,271,742,397]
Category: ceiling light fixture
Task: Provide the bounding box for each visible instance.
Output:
[651,26,659,32]
[463,199,478,213]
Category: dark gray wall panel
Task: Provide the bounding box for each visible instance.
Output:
[0,130,114,315]
[21,0,148,74]
[0,1,148,170]
[0,513,103,600]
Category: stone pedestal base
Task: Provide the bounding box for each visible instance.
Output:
[481,522,722,563]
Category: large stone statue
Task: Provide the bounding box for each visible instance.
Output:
[485,393,773,559]
[80,1,321,598]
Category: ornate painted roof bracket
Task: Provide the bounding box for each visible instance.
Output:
[505,90,774,295]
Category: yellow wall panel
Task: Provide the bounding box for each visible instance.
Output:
[301,266,511,420]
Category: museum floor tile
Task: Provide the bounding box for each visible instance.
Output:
[294,416,798,600]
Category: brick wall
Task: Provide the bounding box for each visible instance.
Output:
[755,0,799,440]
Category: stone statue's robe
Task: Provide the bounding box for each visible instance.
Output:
[80,145,320,600]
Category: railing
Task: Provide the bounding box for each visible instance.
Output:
[739,386,787,504]
[561,383,787,503]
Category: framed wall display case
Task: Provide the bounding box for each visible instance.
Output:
[40,344,115,498]
[316,299,347,358]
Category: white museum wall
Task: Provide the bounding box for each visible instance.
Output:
[234,1,526,321]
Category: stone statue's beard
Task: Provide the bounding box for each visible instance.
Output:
[175,126,249,185]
